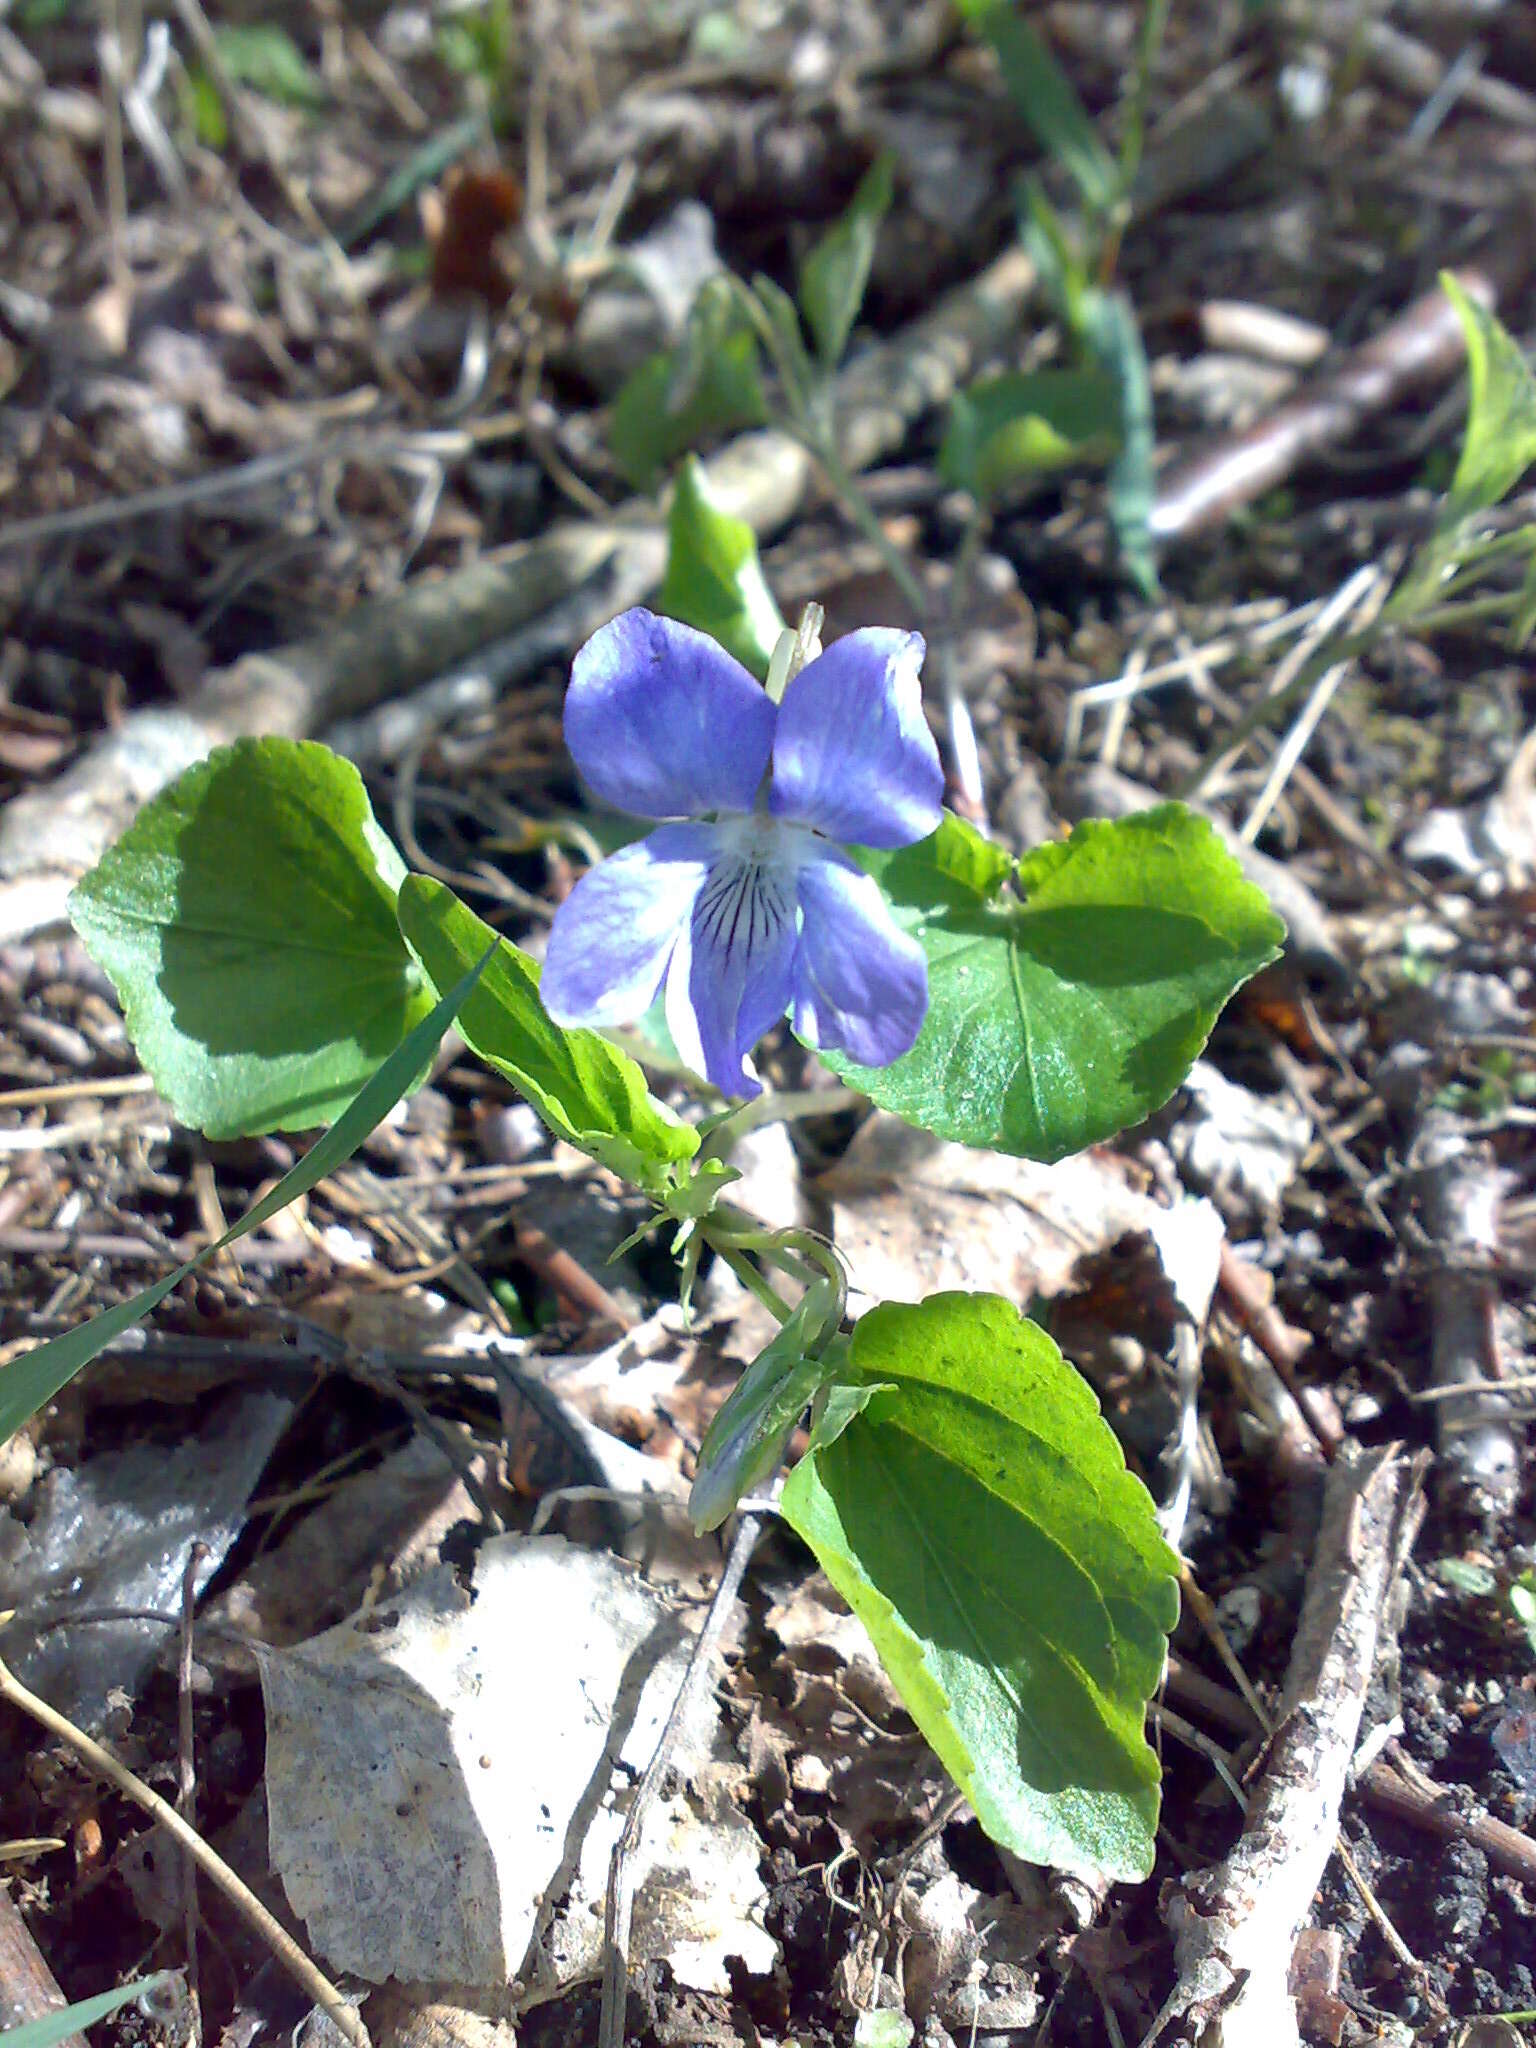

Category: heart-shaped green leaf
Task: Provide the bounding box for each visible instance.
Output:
[781,1292,1179,1881]
[69,738,435,1139]
[821,806,1285,1159]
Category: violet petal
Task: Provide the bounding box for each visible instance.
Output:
[665,847,799,1097]
[769,628,942,849]
[792,851,928,1067]
[565,608,776,820]
[540,823,715,1026]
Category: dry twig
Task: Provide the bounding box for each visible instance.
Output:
[1146,1445,1426,2048]
[0,1889,89,2048]
[598,1510,765,2048]
[1149,254,1525,544]
[0,1652,369,2048]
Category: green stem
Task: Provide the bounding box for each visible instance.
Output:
[812,431,930,622]
[703,1210,849,1330]
[948,512,987,631]
[698,1085,865,1163]
[1408,593,1518,634]
[716,1245,794,1325]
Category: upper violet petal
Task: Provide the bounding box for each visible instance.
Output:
[566,609,776,820]
[664,831,800,1098]
[792,851,928,1068]
[541,823,714,1027]
[769,628,943,849]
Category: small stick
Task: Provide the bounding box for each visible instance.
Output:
[1148,263,1514,543]
[1192,563,1382,806]
[597,1512,765,2048]
[0,1889,89,2048]
[1237,570,1389,839]
[1148,1445,1427,2048]
[0,1654,369,2048]
[1177,1569,1274,1738]
[1164,1654,1264,1742]
[514,1220,636,1330]
[1152,1705,1248,1812]
[0,1075,157,1112]
[1334,1837,1419,1973]
[1217,1245,1340,1457]
[1360,1751,1536,1890]
[177,1544,207,2048]
[1413,1126,1519,1509]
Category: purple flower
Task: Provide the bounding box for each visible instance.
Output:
[541,608,943,1098]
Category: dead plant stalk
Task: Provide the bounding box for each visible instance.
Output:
[0,1651,369,2048]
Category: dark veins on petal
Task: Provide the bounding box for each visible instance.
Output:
[696,859,793,962]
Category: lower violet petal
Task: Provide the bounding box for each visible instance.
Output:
[541,824,714,1027]
[792,853,928,1068]
[665,845,799,1097]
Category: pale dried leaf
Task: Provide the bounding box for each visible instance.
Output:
[255,1533,775,1995]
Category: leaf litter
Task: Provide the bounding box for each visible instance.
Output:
[5,0,1536,2042]
[253,1533,773,1998]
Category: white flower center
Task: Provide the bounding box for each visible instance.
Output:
[696,816,816,964]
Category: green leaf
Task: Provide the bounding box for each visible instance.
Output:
[69,740,437,1140]
[1432,1557,1498,1597]
[1441,274,1536,526]
[820,807,1285,1159]
[608,279,767,492]
[182,67,229,149]
[798,154,895,369]
[657,455,787,680]
[0,1976,172,2048]
[436,0,513,81]
[1019,181,1093,339]
[1511,1570,1536,1658]
[395,875,697,1191]
[213,23,326,108]
[939,369,1120,502]
[748,274,816,420]
[691,1284,844,1532]
[1389,286,1536,629]
[2,951,493,1446]
[918,809,1015,898]
[781,1293,1179,1881]
[1514,543,1536,649]
[957,0,1118,218]
[1082,290,1160,598]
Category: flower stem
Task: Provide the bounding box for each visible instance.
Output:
[699,1085,865,1162]
[716,1244,794,1324]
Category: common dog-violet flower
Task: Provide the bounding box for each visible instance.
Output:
[540,607,943,1098]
